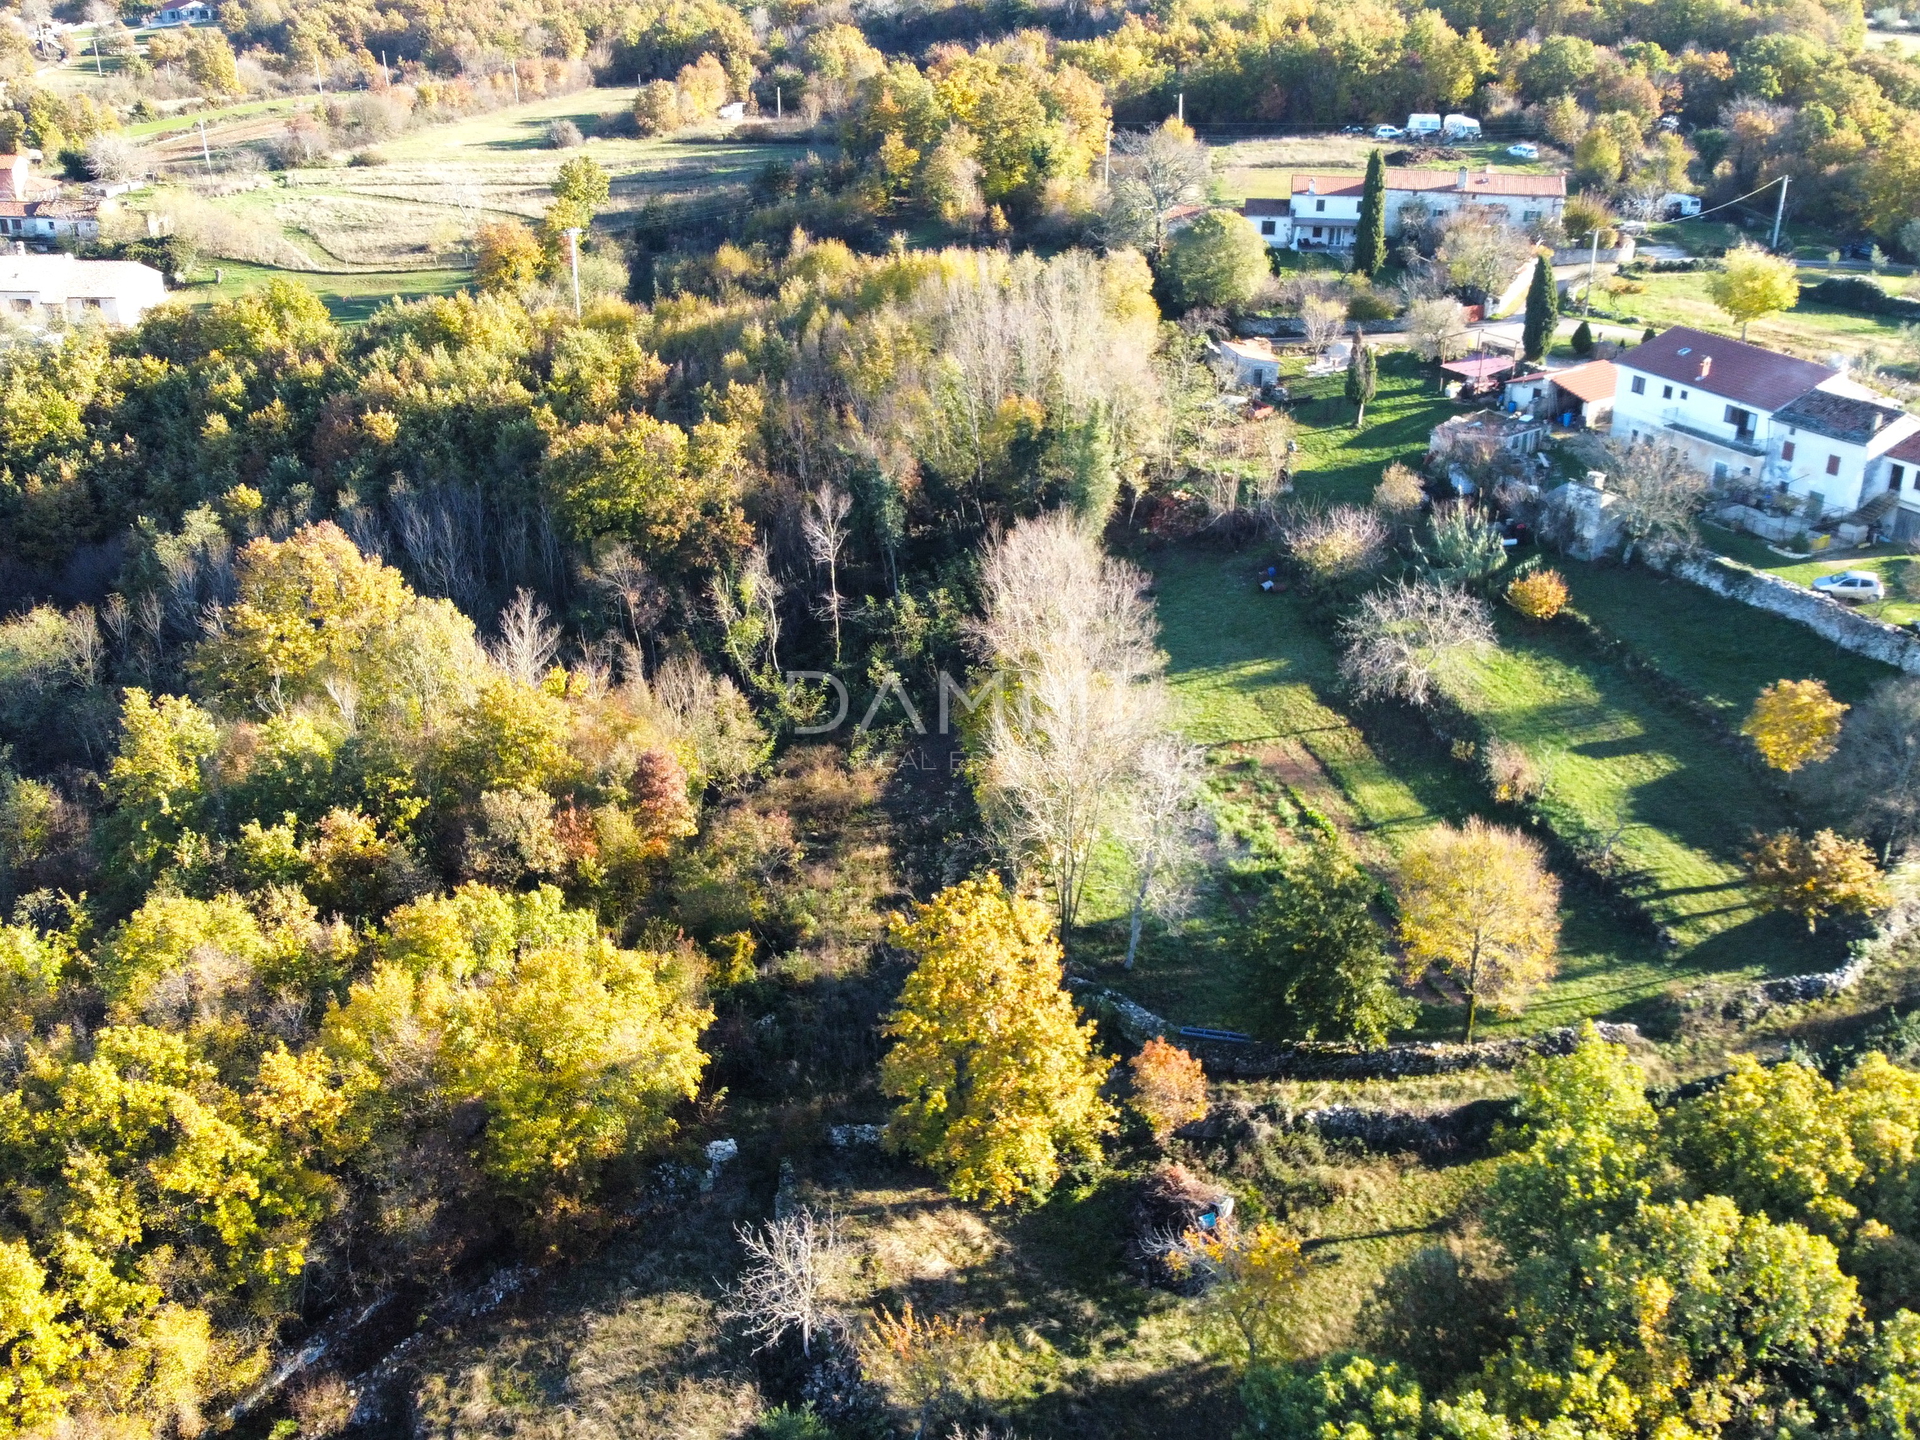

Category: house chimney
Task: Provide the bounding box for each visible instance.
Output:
[1307,176,1317,195]
[1457,167,1469,188]
[1698,355,1711,378]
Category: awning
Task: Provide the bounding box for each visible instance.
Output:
[1441,356,1517,383]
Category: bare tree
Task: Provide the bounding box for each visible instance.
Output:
[490,588,561,685]
[1818,677,1920,862]
[1436,216,1533,302]
[585,542,666,650]
[1574,434,1708,560]
[1338,579,1496,708]
[976,511,1168,938]
[1116,735,1206,969]
[1282,505,1389,587]
[1112,120,1211,253]
[1405,296,1469,362]
[721,1208,842,1357]
[1300,296,1347,355]
[803,483,853,663]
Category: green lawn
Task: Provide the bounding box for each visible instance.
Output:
[1694,524,1920,628]
[1283,350,1456,504]
[1558,559,1900,711]
[1604,271,1910,360]
[124,96,307,141]
[181,262,472,322]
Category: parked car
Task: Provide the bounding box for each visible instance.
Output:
[1506,142,1540,158]
[1373,124,1403,139]
[1340,124,1367,135]
[1813,570,1886,603]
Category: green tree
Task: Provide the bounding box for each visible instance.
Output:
[879,875,1115,1207]
[1572,126,1623,188]
[1570,318,1593,355]
[1236,838,1414,1046]
[1163,210,1269,310]
[1344,330,1377,427]
[1522,254,1558,362]
[1706,243,1799,339]
[1352,148,1388,279]
[185,28,242,97]
[104,689,218,880]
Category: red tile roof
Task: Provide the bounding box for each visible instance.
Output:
[1887,429,1920,465]
[1619,325,1835,411]
[1549,360,1617,403]
[1291,168,1566,198]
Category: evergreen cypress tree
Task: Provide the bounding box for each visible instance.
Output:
[1353,149,1387,279]
[1521,254,1557,362]
[1571,319,1594,355]
[1345,329,1377,426]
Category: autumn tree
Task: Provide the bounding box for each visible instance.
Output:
[1175,1221,1310,1368]
[1398,818,1561,1041]
[1372,461,1427,518]
[1746,828,1889,932]
[1109,117,1210,254]
[1237,837,1414,1046]
[475,219,544,293]
[879,875,1115,1207]
[1744,678,1849,773]
[1128,1037,1208,1143]
[1707,243,1799,339]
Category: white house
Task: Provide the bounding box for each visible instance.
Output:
[1243,196,1292,249]
[146,1,212,24]
[1256,167,1566,251]
[1610,325,1920,516]
[1878,431,1920,540]
[0,254,168,327]
[0,200,101,243]
[1213,336,1282,387]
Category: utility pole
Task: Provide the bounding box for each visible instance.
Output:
[1177,91,1184,124]
[509,59,519,105]
[1103,121,1111,185]
[775,85,781,119]
[92,30,101,76]
[197,117,212,175]
[381,50,389,86]
[1770,173,1789,251]
[563,226,582,318]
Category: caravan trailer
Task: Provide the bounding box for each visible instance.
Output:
[1406,114,1442,137]
[1441,114,1482,139]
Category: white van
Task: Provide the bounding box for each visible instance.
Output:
[1661,193,1702,218]
[1442,114,1482,138]
[1407,113,1442,137]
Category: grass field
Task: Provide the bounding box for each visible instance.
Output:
[1603,271,1911,360]
[1088,349,1871,1040]
[1693,524,1920,628]
[181,261,471,321]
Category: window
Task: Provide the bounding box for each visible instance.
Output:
[1894,464,1907,492]
[1826,454,1842,476]
[1781,440,1796,461]
[1680,390,1689,399]
[1312,226,1322,239]
[1663,385,1673,399]
[1713,461,1729,482]
[1523,210,1539,222]
[1631,376,1646,395]
[1724,405,1753,435]
[1260,220,1275,235]
[1315,199,1326,213]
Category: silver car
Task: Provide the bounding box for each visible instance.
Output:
[1813,570,1886,603]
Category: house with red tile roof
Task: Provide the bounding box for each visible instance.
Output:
[1242,167,1566,251]
[1611,325,1920,527]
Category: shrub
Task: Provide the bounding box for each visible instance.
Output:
[1283,505,1389,587]
[1570,319,1594,355]
[1507,568,1568,620]
[1373,461,1426,517]
[1485,738,1545,804]
[547,118,584,148]
[1346,288,1398,322]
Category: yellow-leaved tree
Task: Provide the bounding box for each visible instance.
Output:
[880,875,1114,1206]
[1705,244,1799,340]
[1743,678,1848,773]
[1398,818,1561,1042]
[1746,828,1889,932]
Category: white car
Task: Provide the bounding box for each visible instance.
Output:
[1813,570,1886,603]
[1506,142,1540,159]
[1373,125,1403,139]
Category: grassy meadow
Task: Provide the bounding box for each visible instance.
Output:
[1084,350,1882,1042]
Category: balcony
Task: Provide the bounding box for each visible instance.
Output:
[1659,414,1766,458]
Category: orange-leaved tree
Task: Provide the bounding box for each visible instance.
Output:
[1743,679,1848,773]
